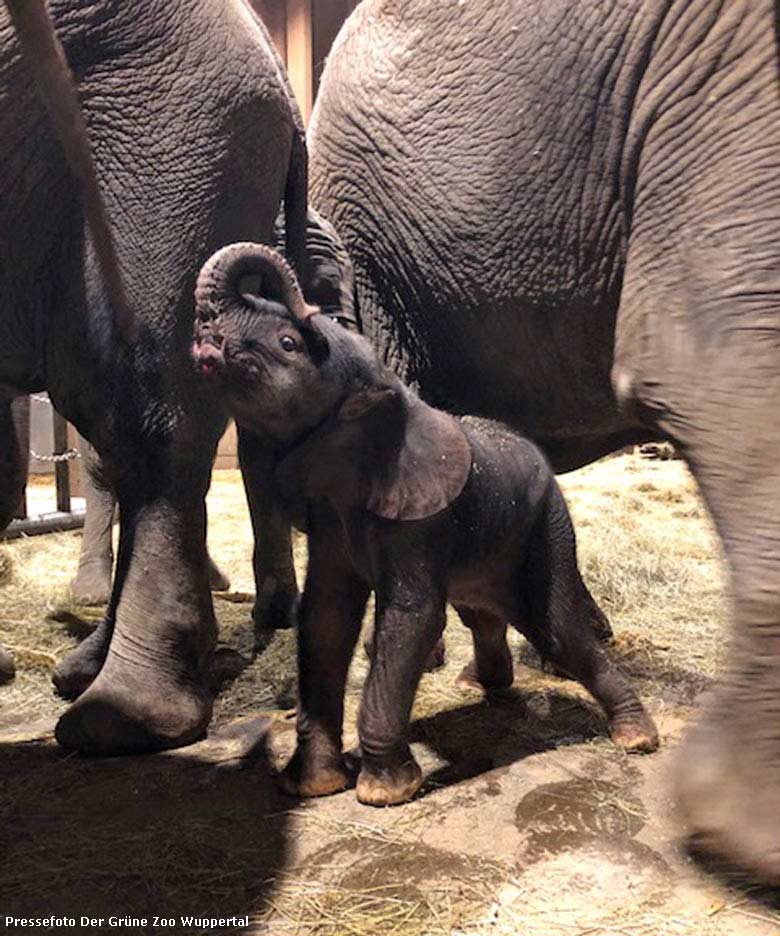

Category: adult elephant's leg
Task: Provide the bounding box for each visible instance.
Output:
[71,439,228,605]
[52,613,114,700]
[0,393,26,685]
[71,441,115,605]
[205,518,230,592]
[665,419,780,882]
[0,393,29,531]
[55,448,218,755]
[616,225,780,876]
[59,444,124,701]
[238,426,299,632]
[0,392,23,685]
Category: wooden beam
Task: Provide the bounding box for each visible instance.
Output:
[52,411,71,513]
[286,0,313,123]
[13,395,29,519]
[250,0,287,63]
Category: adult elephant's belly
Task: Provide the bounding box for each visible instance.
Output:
[412,293,643,469]
[312,168,650,471]
[419,299,653,471]
[308,0,654,471]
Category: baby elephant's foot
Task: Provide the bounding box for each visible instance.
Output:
[277,744,355,798]
[424,637,446,672]
[610,711,659,754]
[207,555,230,592]
[357,754,423,806]
[455,659,514,700]
[455,664,483,693]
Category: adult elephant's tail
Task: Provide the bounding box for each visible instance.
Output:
[283,125,310,292]
[3,0,136,345]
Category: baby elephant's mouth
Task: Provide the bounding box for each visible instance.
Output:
[191,336,225,378]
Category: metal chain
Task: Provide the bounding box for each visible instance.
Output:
[25,394,81,462]
[29,448,80,463]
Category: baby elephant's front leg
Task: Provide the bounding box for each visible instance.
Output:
[278,512,370,798]
[357,589,446,806]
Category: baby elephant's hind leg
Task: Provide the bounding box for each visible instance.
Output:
[520,489,658,753]
[588,593,613,643]
[454,607,514,698]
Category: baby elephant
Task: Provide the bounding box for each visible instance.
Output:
[193,243,659,806]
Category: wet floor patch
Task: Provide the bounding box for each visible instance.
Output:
[509,776,673,933]
[515,776,647,862]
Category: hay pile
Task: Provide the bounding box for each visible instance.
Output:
[0,456,726,729]
[0,455,745,936]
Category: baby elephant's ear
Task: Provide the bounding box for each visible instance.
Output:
[364,401,472,521]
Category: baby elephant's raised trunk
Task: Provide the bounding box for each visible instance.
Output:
[194,242,315,324]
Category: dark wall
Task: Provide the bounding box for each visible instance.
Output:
[312,0,361,97]
[250,0,287,62]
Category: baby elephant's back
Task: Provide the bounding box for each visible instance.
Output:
[453,416,556,554]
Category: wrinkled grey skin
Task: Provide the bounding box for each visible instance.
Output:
[70,440,229,607]
[305,0,780,883]
[0,0,309,753]
[192,250,659,805]
[68,442,116,607]
[71,206,350,623]
[0,392,28,532]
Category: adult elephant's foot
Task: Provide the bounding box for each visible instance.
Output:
[252,585,300,632]
[70,559,112,606]
[356,752,423,806]
[55,657,212,755]
[674,702,780,884]
[52,620,112,699]
[424,637,446,671]
[590,603,614,643]
[609,710,659,754]
[277,743,355,797]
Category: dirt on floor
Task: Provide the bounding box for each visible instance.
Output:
[1,454,779,936]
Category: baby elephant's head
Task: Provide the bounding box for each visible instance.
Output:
[192,242,377,445]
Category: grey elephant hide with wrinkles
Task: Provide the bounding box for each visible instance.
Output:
[190,243,659,805]
[304,0,780,885]
[0,0,310,754]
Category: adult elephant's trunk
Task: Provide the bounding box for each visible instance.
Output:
[3,0,135,345]
[195,242,317,322]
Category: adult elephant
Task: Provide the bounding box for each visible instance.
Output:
[69,440,230,608]
[0,0,307,752]
[69,206,352,617]
[304,0,780,882]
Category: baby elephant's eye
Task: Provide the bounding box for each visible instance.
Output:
[279,335,298,353]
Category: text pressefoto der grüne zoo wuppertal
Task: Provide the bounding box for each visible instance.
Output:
[5,916,250,930]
